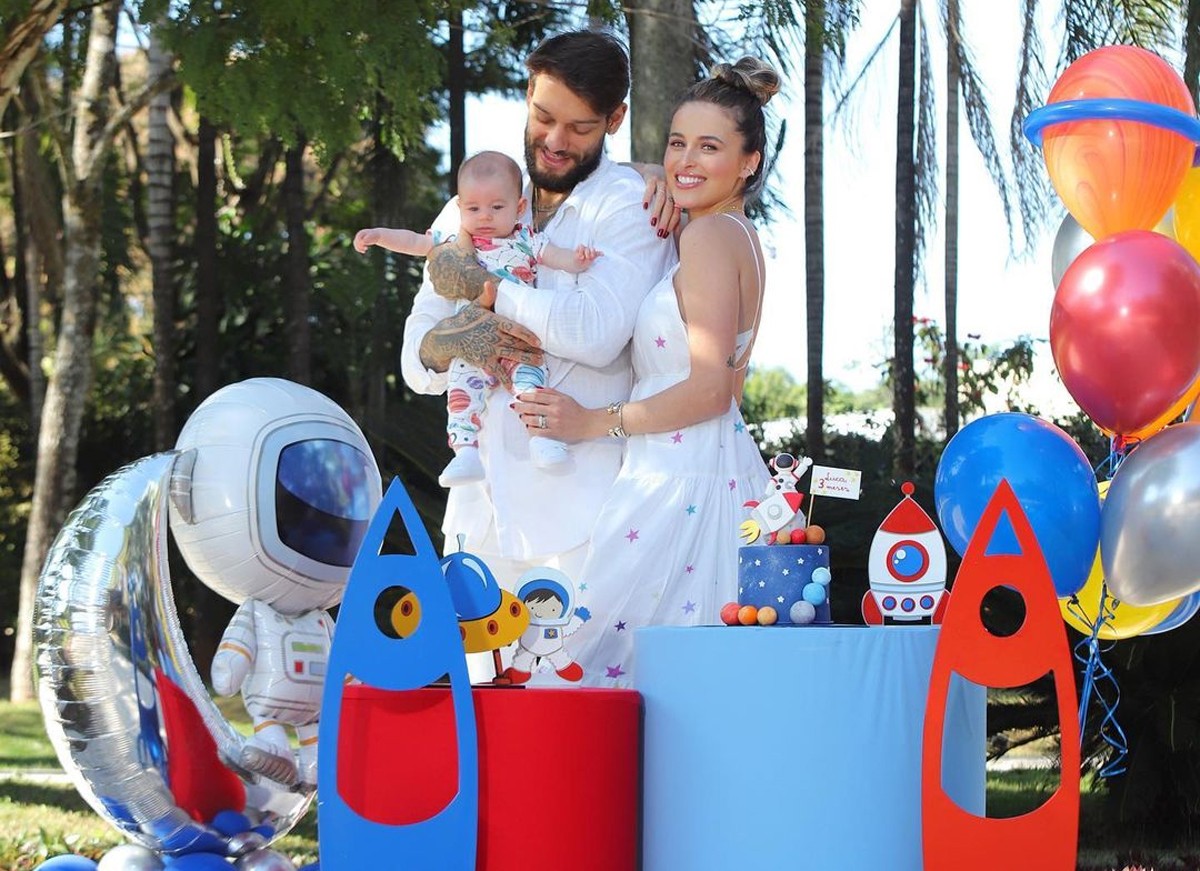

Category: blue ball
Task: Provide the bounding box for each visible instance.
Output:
[210,809,252,836]
[811,566,832,586]
[802,582,827,607]
[934,412,1099,597]
[36,857,98,871]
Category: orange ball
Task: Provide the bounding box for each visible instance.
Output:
[1044,45,1194,240]
[737,605,758,626]
[720,602,741,626]
[805,525,826,545]
[757,606,778,626]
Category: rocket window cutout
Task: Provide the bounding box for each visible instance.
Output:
[864,482,949,625]
[318,478,479,870]
[922,479,1080,871]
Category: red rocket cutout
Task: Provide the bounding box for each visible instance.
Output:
[922,479,1080,871]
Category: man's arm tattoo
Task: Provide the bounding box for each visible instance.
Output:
[428,244,490,301]
[421,306,502,372]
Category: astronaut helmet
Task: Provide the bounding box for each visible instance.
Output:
[168,378,383,615]
[515,568,576,627]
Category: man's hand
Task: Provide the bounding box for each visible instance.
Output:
[428,231,492,301]
[419,305,543,391]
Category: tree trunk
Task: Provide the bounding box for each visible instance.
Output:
[284,138,310,385]
[148,32,177,451]
[10,0,120,702]
[0,0,69,120]
[893,0,918,479]
[627,0,698,161]
[194,116,220,402]
[944,0,961,438]
[1185,0,1200,105]
[447,7,465,193]
[805,0,827,462]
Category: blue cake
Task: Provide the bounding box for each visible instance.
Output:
[737,544,832,624]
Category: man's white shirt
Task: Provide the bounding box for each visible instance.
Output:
[400,154,677,559]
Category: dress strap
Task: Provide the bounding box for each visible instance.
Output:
[720,212,764,372]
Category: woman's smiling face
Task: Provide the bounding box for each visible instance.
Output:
[664,101,760,217]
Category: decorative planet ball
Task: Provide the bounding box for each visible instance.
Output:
[802,582,828,607]
[788,528,806,544]
[757,606,778,626]
[737,605,759,625]
[720,602,741,626]
[790,601,817,625]
[811,566,832,586]
[805,525,826,544]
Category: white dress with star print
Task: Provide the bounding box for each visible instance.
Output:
[560,215,770,688]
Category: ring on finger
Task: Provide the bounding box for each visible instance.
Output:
[538,414,547,429]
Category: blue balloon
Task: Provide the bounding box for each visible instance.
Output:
[934,413,1100,597]
[1144,591,1200,635]
[210,809,252,836]
[36,857,98,871]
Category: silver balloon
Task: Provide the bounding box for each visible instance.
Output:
[227,830,268,857]
[235,848,297,871]
[1102,423,1200,606]
[33,453,312,855]
[97,844,165,870]
[1051,209,1176,288]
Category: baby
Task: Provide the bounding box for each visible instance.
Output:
[355,151,598,488]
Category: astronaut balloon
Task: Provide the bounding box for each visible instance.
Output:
[33,378,382,860]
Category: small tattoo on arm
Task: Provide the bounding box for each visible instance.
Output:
[726,354,736,369]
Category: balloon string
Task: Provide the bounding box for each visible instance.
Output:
[1069,585,1129,778]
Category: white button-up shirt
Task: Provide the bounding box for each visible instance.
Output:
[401,154,677,559]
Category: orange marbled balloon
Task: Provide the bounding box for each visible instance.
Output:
[1044,45,1195,241]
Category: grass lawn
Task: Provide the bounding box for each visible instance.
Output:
[0,697,1196,870]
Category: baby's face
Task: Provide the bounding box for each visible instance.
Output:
[459,176,522,239]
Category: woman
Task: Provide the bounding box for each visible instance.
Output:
[511,57,781,687]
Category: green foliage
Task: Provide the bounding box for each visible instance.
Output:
[142,0,446,157]
[742,365,805,430]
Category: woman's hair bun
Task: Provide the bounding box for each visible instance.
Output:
[710,57,781,107]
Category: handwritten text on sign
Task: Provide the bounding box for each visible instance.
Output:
[810,465,862,500]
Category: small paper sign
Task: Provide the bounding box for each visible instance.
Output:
[810,465,862,500]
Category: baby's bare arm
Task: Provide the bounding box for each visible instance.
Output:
[538,243,602,274]
[354,227,434,257]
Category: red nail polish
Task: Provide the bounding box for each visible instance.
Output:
[643,202,649,210]
[651,217,657,227]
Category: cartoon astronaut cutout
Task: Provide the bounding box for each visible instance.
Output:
[503,568,590,685]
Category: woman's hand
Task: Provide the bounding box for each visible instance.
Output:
[514,387,605,442]
[641,169,682,238]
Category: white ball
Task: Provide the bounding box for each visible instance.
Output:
[97,844,165,871]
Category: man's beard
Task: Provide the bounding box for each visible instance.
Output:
[524,134,604,193]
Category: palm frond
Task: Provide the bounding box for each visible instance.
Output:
[1010,0,1054,254]
[913,3,939,284]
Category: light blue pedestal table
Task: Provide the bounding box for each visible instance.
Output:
[636,625,986,871]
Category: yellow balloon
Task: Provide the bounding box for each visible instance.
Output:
[1173,165,1200,263]
[1060,481,1180,638]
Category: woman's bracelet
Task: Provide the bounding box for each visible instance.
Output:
[606,401,628,439]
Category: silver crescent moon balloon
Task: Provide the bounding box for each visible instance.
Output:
[1051,209,1176,288]
[33,452,311,856]
[1102,422,1200,606]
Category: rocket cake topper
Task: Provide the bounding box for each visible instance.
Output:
[863,482,950,626]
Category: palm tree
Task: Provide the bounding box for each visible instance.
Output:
[147,29,177,451]
[893,0,918,478]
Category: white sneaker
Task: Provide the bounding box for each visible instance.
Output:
[439,446,485,487]
[529,435,570,469]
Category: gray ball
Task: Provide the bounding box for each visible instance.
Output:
[235,848,297,871]
[97,844,165,871]
[789,601,816,625]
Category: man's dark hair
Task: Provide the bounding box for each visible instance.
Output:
[526,30,630,117]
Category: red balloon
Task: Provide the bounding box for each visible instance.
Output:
[1051,230,1200,439]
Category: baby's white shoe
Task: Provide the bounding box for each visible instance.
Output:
[529,436,570,469]
[439,446,485,487]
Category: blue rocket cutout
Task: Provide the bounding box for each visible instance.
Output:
[317,477,478,870]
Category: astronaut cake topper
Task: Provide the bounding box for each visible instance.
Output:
[862,482,950,626]
[739,452,823,545]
